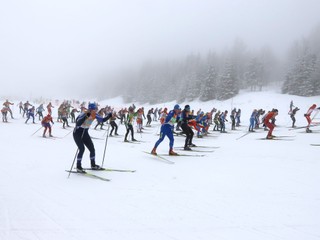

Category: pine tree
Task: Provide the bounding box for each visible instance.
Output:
[200,65,218,101]
[310,60,320,95]
[282,51,317,96]
[217,60,239,100]
[245,57,264,91]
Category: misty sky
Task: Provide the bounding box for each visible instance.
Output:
[1,0,320,99]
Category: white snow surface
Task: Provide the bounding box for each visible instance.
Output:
[1,91,320,240]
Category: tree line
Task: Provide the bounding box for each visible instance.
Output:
[99,24,320,103]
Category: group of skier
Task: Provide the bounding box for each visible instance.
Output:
[1,99,319,173]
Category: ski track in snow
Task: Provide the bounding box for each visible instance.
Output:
[1,92,320,240]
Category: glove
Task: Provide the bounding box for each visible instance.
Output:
[86,112,91,117]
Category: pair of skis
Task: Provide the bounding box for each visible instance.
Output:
[257,135,295,141]
[236,131,296,141]
[66,167,136,181]
[142,148,211,164]
[288,122,320,131]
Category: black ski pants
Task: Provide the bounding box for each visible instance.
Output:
[73,128,95,163]
[181,122,194,147]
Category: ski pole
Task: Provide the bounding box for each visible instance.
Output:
[62,129,73,138]
[67,149,79,178]
[102,121,110,137]
[101,123,111,168]
[139,124,143,138]
[31,126,43,136]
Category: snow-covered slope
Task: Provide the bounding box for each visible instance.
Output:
[1,91,319,240]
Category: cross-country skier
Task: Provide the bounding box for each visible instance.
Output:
[124,106,138,142]
[304,104,319,133]
[136,108,144,133]
[109,111,120,136]
[255,109,265,129]
[41,114,54,137]
[61,107,71,128]
[219,110,228,133]
[151,104,181,156]
[35,104,45,121]
[159,108,168,125]
[236,109,241,127]
[3,99,14,119]
[46,102,54,115]
[213,110,221,131]
[289,100,295,112]
[230,108,237,130]
[25,106,36,124]
[146,108,154,127]
[17,101,23,114]
[94,107,107,130]
[23,101,33,118]
[290,106,299,128]
[180,105,196,150]
[118,108,127,124]
[140,107,146,128]
[70,108,80,123]
[195,111,206,138]
[73,103,112,172]
[264,109,278,139]
[249,109,257,132]
[1,107,8,122]
[153,107,158,121]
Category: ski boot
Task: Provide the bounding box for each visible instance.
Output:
[91,165,102,170]
[151,147,157,155]
[91,160,102,170]
[169,148,178,156]
[76,163,86,173]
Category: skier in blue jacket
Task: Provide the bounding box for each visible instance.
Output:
[249,109,257,132]
[219,110,228,133]
[151,104,181,156]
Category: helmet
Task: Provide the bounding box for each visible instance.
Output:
[88,103,97,110]
[174,104,181,110]
[184,105,190,111]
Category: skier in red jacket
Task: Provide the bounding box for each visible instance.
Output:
[305,104,317,133]
[264,109,278,139]
[41,114,54,137]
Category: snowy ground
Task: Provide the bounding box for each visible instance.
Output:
[1,91,320,240]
